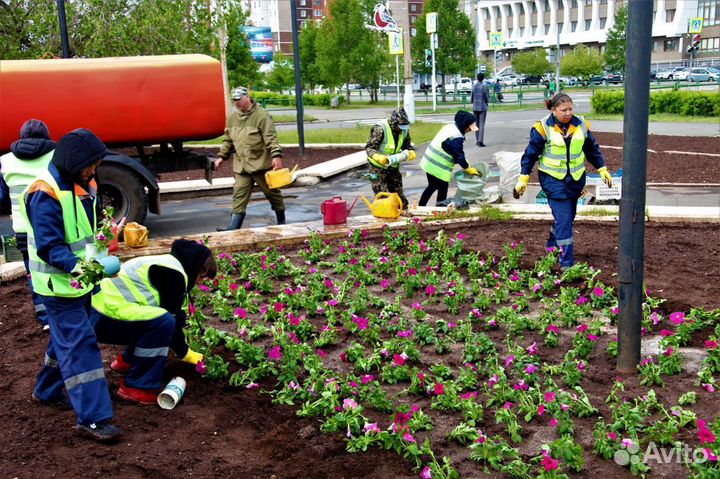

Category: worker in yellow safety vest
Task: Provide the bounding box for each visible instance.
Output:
[513,93,613,269]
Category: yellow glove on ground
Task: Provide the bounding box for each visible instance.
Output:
[181,349,204,365]
[464,166,481,176]
[371,153,389,165]
[514,174,530,197]
[598,167,613,188]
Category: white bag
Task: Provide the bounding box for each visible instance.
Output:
[494,151,523,195]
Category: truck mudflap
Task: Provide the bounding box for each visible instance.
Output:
[99,153,160,223]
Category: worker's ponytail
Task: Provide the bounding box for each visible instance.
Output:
[546,93,572,110]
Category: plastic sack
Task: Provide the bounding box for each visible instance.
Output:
[494,151,523,195]
[454,161,490,201]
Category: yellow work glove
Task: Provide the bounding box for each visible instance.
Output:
[464,166,481,176]
[513,174,530,198]
[406,150,417,162]
[181,349,204,365]
[371,153,389,166]
[598,167,613,188]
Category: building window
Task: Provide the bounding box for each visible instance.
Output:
[410,4,417,12]
[701,37,720,51]
[585,0,592,6]
[509,29,513,37]
[532,25,538,35]
[520,26,525,36]
[545,24,550,34]
[600,17,606,29]
[410,15,416,24]
[665,9,675,22]
[663,38,677,51]
[544,0,550,10]
[585,19,591,30]
[600,0,607,4]
[410,27,417,36]
[300,0,306,5]
[314,9,322,16]
[571,21,577,32]
[532,3,537,13]
[301,10,307,17]
[572,0,578,8]
[697,0,719,27]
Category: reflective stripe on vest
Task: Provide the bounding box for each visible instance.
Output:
[419,124,463,182]
[19,172,96,298]
[0,150,53,234]
[91,255,187,321]
[367,119,407,169]
[537,114,588,181]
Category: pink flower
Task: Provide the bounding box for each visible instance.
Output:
[546,324,559,334]
[660,329,675,337]
[363,422,380,434]
[610,306,619,315]
[343,398,359,410]
[576,296,589,305]
[316,349,327,359]
[702,383,716,392]
[578,360,586,371]
[622,438,634,448]
[289,315,301,326]
[420,466,432,479]
[229,283,239,291]
[412,302,423,310]
[650,311,661,325]
[698,420,717,444]
[525,364,538,375]
[538,404,546,416]
[592,287,604,297]
[188,303,196,315]
[327,299,339,307]
[505,355,515,367]
[669,312,685,325]
[704,448,719,462]
[234,307,247,319]
[503,401,513,409]
[532,283,542,293]
[425,285,436,295]
[273,302,285,312]
[434,383,445,395]
[195,360,207,375]
[488,374,499,387]
[576,324,589,333]
[353,316,369,330]
[607,432,618,441]
[460,391,478,399]
[361,374,374,384]
[403,432,416,442]
[544,391,556,403]
[397,329,414,337]
[381,279,391,289]
[704,340,719,350]
[392,354,406,366]
[541,451,559,471]
[526,342,538,355]
[246,382,259,389]
[549,418,559,427]
[587,334,599,342]
[267,345,283,360]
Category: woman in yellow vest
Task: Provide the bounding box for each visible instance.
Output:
[90,239,216,405]
[513,93,613,269]
[418,110,481,206]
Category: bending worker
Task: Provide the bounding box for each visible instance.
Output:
[21,128,122,442]
[365,107,416,210]
[214,87,286,231]
[90,239,217,405]
[513,92,613,269]
[418,110,481,207]
[0,119,55,329]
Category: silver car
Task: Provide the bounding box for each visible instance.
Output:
[687,67,719,82]
[672,68,692,81]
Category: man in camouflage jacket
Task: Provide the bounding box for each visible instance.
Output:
[214,87,286,230]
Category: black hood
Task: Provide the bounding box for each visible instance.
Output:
[51,128,108,181]
[10,138,56,160]
[454,110,476,134]
[171,239,213,291]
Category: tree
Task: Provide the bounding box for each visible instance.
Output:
[604,4,627,73]
[263,54,295,93]
[299,20,322,91]
[412,0,476,99]
[560,44,604,80]
[1,0,68,59]
[511,48,552,77]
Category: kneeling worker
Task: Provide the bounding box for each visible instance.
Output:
[90,239,217,404]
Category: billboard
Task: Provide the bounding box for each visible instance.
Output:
[242,26,273,63]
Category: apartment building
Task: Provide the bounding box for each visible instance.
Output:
[243,0,329,55]
[474,0,720,66]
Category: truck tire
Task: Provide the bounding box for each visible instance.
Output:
[97,163,148,224]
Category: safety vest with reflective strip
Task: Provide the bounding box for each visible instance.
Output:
[419,123,463,182]
[0,150,53,234]
[536,114,587,181]
[91,255,188,321]
[19,172,96,297]
[367,119,407,169]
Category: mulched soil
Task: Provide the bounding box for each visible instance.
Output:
[158,133,720,185]
[1,219,717,478]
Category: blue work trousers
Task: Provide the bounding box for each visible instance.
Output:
[546,197,578,268]
[17,233,47,326]
[91,311,175,390]
[34,293,114,426]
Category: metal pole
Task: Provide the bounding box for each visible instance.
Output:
[395,55,401,108]
[56,0,70,58]
[555,29,561,92]
[400,3,415,122]
[617,0,653,374]
[290,0,305,156]
[431,33,437,112]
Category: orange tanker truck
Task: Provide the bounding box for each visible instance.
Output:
[0,54,227,223]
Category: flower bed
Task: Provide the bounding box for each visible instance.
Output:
[187,221,719,478]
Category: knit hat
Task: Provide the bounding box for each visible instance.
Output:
[170,239,216,291]
[232,87,249,100]
[51,128,108,181]
[19,119,51,140]
[454,110,478,133]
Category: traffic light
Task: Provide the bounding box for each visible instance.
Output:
[425,48,432,67]
[688,34,701,54]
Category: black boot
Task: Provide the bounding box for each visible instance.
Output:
[216,213,245,231]
[275,210,286,225]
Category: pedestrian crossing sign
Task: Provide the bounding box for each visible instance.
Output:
[489,32,504,48]
[689,18,703,34]
[389,31,403,55]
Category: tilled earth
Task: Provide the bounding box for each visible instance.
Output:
[0,219,718,479]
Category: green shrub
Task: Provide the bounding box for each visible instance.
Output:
[249,91,346,108]
[593,90,719,116]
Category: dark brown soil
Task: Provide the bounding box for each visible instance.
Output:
[1,219,717,478]
[157,133,720,185]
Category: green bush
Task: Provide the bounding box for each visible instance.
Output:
[593,90,719,116]
[250,91,346,107]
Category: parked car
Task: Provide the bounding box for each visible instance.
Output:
[655,67,685,80]
[519,75,544,85]
[588,72,623,85]
[672,68,691,81]
[455,77,473,93]
[497,74,519,86]
[687,67,719,82]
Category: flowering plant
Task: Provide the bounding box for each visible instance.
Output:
[93,207,117,251]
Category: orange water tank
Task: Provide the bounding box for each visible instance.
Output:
[0,54,227,152]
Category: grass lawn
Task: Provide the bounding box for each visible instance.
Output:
[270,113,318,123]
[584,112,720,123]
[276,121,442,145]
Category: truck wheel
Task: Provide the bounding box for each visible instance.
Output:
[97,164,148,224]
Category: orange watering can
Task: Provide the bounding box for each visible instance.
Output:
[359,192,402,219]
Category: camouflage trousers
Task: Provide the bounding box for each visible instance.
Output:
[368,164,408,209]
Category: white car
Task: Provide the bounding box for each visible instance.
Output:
[656,67,684,80]
[498,74,519,86]
[671,68,691,81]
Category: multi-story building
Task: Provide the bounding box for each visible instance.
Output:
[473,0,720,67]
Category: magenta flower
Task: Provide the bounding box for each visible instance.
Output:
[434,383,445,395]
[229,283,239,291]
[352,316,368,330]
[576,324,589,333]
[233,307,247,319]
[505,355,515,367]
[412,302,423,310]
[403,432,416,442]
[607,432,618,441]
[509,272,520,281]
[408,268,418,276]
[392,354,406,366]
[650,311,661,325]
[424,284,437,296]
[546,324,559,334]
[526,342,538,355]
[544,391,556,402]
[361,374,374,384]
[622,438,634,448]
[698,420,717,444]
[610,306,619,315]
[704,448,719,462]
[592,287,604,297]
[503,401,513,409]
[95,232,107,241]
[420,466,432,479]
[660,329,675,337]
[363,422,380,434]
[70,279,83,290]
[587,334,599,342]
[246,383,259,389]
[273,302,285,312]
[267,345,283,360]
[541,450,559,471]
[525,364,538,375]
[702,383,715,392]
[289,315,301,326]
[705,340,719,349]
[669,312,685,325]
[195,360,207,375]
[488,374,499,387]
[381,278,391,289]
[576,296,589,305]
[324,279,334,288]
[397,329,414,337]
[538,404,546,416]
[197,284,210,292]
[549,418,559,427]
[460,391,478,399]
[532,283,542,293]
[188,303,196,315]
[343,398,359,410]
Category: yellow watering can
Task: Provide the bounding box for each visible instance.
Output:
[265,165,298,189]
[359,192,403,219]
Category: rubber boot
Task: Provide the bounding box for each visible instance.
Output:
[216,213,245,231]
[275,210,286,225]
